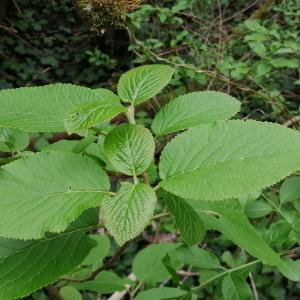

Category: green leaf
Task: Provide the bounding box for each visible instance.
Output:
[42,140,78,152]
[134,287,188,300]
[0,152,109,239]
[222,274,252,300]
[151,91,240,136]
[186,199,280,265]
[256,62,271,77]
[266,221,291,246]
[0,84,115,132]
[271,58,299,68]
[104,124,155,176]
[171,245,221,269]
[72,136,97,154]
[244,20,265,32]
[132,243,181,283]
[117,64,174,105]
[65,89,126,133]
[277,258,300,281]
[159,120,300,201]
[245,200,272,218]
[249,41,267,57]
[102,182,157,245]
[0,225,95,300]
[162,191,204,246]
[59,286,82,300]
[0,128,29,152]
[81,234,110,266]
[72,271,129,293]
[279,176,300,204]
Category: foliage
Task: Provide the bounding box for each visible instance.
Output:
[0,64,299,300]
[0,0,119,88]
[1,0,300,299]
[128,0,300,124]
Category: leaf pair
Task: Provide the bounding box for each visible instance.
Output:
[0,64,174,134]
[0,84,125,133]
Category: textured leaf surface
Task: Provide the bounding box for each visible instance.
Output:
[132,243,181,283]
[0,152,109,239]
[118,64,174,105]
[102,182,157,245]
[160,120,300,201]
[0,84,111,132]
[73,271,129,293]
[162,191,204,246]
[0,229,95,300]
[134,287,188,300]
[104,124,155,176]
[222,274,252,300]
[65,89,125,133]
[151,91,240,136]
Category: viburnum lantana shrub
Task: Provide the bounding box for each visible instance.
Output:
[0,64,299,299]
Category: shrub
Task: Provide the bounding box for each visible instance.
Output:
[0,64,299,299]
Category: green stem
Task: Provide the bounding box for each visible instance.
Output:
[151,212,170,220]
[191,260,260,293]
[131,281,143,298]
[153,184,160,192]
[261,193,299,235]
[125,105,136,124]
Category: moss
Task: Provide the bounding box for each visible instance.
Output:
[75,0,140,33]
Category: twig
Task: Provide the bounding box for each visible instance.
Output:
[283,116,300,127]
[0,23,17,34]
[177,270,198,277]
[65,242,130,283]
[107,273,137,300]
[191,260,260,292]
[249,272,259,300]
[223,1,258,22]
[11,0,22,13]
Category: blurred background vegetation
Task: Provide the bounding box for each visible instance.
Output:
[0,1,300,299]
[1,0,299,125]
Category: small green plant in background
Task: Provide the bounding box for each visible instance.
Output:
[0,64,300,299]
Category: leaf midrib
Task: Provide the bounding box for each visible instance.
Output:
[8,189,108,204]
[163,149,300,181]
[0,226,94,260]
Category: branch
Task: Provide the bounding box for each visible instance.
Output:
[191,260,260,292]
[107,273,137,300]
[65,242,130,283]
[283,116,300,128]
